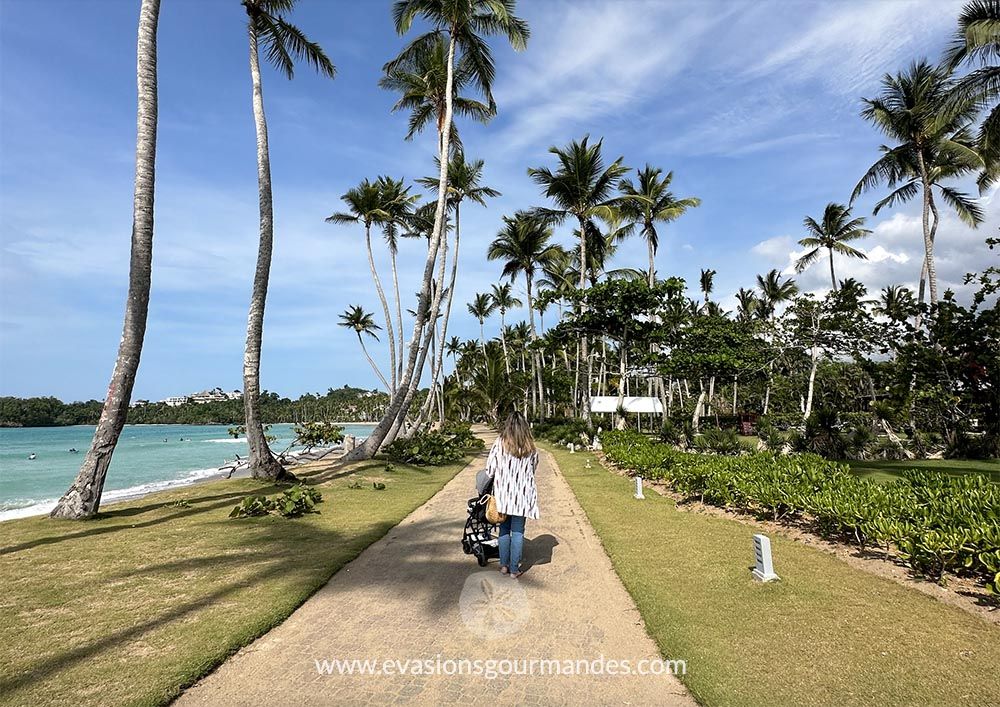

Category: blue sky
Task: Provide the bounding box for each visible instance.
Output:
[0,0,995,402]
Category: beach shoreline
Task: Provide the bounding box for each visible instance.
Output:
[0,439,354,522]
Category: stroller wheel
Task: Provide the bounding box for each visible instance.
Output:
[476,551,489,567]
[462,539,472,554]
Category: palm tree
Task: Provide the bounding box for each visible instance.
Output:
[878,284,917,322]
[326,178,401,392]
[487,212,561,416]
[241,0,335,480]
[416,153,499,417]
[339,306,390,392]
[379,35,494,154]
[794,203,871,290]
[755,269,798,415]
[51,0,161,519]
[756,269,799,319]
[375,175,420,385]
[618,165,701,285]
[699,268,716,307]
[490,282,522,374]
[735,288,759,324]
[355,0,528,459]
[528,136,628,420]
[467,292,496,352]
[946,0,1000,188]
[852,60,982,307]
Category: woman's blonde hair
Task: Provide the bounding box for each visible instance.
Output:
[500,411,535,458]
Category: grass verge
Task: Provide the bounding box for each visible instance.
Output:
[544,442,1000,706]
[0,455,471,707]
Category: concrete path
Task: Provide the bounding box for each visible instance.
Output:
[178,433,693,705]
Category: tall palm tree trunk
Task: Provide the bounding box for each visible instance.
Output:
[241,20,286,481]
[358,334,390,391]
[390,249,404,387]
[828,249,837,291]
[365,224,398,393]
[51,0,161,519]
[577,216,591,423]
[350,35,457,459]
[525,272,543,418]
[499,310,511,375]
[648,237,656,287]
[916,152,938,306]
[428,203,462,419]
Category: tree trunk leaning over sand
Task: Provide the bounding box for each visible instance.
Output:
[51,0,161,519]
[348,36,457,460]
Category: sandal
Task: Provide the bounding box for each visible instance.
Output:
[499,566,509,575]
[510,571,524,579]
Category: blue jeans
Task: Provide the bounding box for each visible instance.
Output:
[499,514,526,572]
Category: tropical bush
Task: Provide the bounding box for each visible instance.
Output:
[228,484,323,519]
[383,430,466,465]
[601,430,1000,592]
[440,420,486,452]
[692,427,744,455]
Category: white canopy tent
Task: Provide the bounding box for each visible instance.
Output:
[589,396,663,432]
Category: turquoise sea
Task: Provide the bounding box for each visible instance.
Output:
[0,423,374,520]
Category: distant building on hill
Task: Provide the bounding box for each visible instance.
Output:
[157,388,242,406]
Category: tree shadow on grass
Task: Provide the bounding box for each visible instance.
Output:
[0,485,287,557]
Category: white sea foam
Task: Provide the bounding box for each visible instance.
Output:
[0,466,223,521]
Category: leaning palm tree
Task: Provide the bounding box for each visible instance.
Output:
[326,178,401,392]
[490,281,522,374]
[946,0,1000,188]
[794,203,871,290]
[487,212,560,416]
[339,306,390,392]
[852,60,981,307]
[241,0,335,481]
[467,292,496,353]
[51,0,161,519]
[618,165,701,285]
[528,136,628,420]
[416,153,500,417]
[353,0,528,459]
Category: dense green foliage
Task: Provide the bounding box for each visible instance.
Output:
[382,422,483,465]
[0,387,387,427]
[601,430,1000,593]
[228,485,324,519]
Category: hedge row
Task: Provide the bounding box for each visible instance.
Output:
[600,430,1000,594]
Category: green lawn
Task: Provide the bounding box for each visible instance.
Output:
[0,456,470,707]
[546,443,1000,707]
[845,457,1000,484]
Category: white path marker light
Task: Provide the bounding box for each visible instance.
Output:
[634,476,645,500]
[569,443,575,454]
[752,534,779,582]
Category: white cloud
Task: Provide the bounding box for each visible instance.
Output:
[749,192,998,299]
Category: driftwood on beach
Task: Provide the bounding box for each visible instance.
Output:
[220,442,350,479]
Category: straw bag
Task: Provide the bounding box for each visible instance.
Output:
[485,494,507,525]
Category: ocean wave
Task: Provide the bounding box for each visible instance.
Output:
[0,466,224,522]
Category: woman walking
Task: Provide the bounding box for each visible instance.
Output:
[486,411,540,578]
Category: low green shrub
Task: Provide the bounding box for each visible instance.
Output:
[693,427,742,455]
[601,429,1000,593]
[383,430,465,465]
[228,484,323,519]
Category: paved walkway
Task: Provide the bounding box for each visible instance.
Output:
[178,433,693,705]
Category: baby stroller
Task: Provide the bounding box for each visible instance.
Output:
[462,469,500,567]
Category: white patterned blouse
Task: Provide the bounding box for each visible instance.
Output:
[486,437,540,520]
